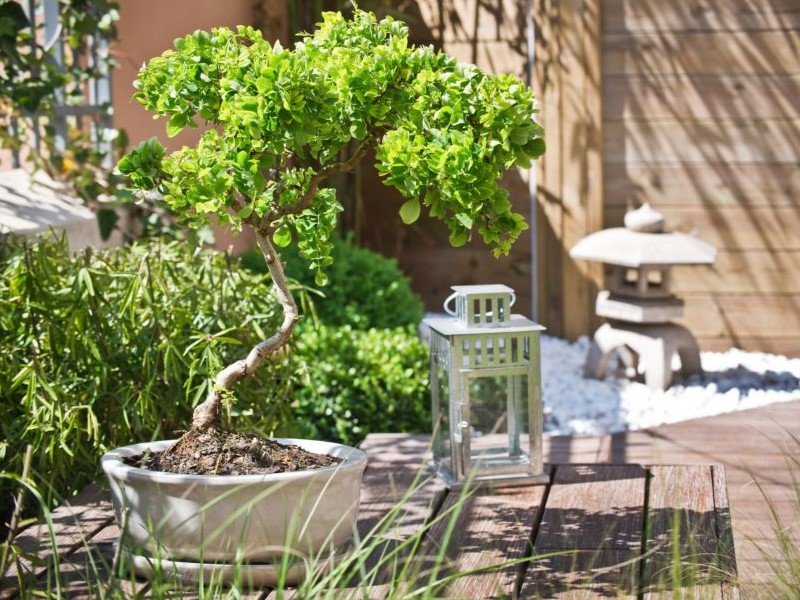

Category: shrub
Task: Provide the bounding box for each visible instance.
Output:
[0,236,289,508]
[241,235,431,447]
[288,324,430,445]
[241,235,425,330]
[0,236,430,510]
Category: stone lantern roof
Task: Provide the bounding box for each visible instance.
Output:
[569,203,717,267]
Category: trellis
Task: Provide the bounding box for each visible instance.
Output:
[10,0,113,167]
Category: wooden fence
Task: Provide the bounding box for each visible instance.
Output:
[597,0,800,355]
[359,0,800,356]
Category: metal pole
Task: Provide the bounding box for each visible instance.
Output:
[526,0,539,322]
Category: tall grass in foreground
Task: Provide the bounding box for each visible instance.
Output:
[1,464,550,600]
[750,431,800,600]
[13,445,797,598]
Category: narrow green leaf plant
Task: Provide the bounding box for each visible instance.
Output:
[117,8,545,443]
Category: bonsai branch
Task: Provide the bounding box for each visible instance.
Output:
[191,227,299,431]
[274,138,374,218]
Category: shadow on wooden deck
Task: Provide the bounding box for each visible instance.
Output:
[542,398,800,594]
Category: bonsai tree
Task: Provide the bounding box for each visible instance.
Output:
[117,9,545,457]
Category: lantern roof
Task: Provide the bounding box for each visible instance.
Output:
[424,314,546,336]
[570,204,717,267]
[451,284,514,295]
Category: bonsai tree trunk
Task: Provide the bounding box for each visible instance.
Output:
[191,227,299,431]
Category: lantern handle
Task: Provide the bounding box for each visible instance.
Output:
[443,292,459,316]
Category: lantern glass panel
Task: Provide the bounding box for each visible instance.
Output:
[431,329,454,469]
[464,370,530,472]
[432,358,452,467]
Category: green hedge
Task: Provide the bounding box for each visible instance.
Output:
[289,324,430,444]
[0,237,429,510]
[241,235,424,329]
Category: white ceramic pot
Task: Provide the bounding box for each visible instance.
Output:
[101,438,367,563]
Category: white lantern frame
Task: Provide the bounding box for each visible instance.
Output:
[425,285,548,488]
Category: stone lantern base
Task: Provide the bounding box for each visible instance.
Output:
[584,321,703,390]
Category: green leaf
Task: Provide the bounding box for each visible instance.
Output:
[449,230,468,247]
[77,268,95,297]
[529,138,546,158]
[273,226,292,247]
[399,199,421,225]
[237,204,254,219]
[166,114,185,138]
[455,213,473,229]
[314,270,329,286]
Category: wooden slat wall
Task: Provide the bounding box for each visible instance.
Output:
[600,0,800,355]
[534,0,605,338]
[358,1,798,355]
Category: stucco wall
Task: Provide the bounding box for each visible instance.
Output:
[112,0,286,253]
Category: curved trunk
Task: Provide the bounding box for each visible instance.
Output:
[191,228,299,431]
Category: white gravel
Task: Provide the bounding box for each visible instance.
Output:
[541,336,800,436]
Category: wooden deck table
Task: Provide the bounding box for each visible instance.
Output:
[2,433,739,599]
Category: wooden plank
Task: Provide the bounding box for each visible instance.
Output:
[535,464,647,551]
[671,252,800,294]
[48,523,150,600]
[439,40,526,77]
[603,30,800,76]
[1,484,114,599]
[520,550,639,599]
[680,293,800,340]
[695,337,800,356]
[544,435,607,464]
[316,434,445,598]
[604,118,800,165]
[397,246,532,317]
[358,434,445,540]
[558,0,604,340]
[535,0,567,334]
[642,465,725,599]
[712,466,740,600]
[423,483,548,599]
[522,464,646,598]
[602,0,800,33]
[414,0,524,43]
[603,163,800,208]
[604,206,800,251]
[603,74,800,120]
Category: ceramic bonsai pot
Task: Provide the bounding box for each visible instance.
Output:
[101,438,367,566]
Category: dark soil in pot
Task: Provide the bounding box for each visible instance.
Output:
[122,428,340,476]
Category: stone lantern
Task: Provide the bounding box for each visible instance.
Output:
[570,204,716,389]
[424,285,548,487]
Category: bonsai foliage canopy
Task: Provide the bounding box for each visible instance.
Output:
[116,9,545,432]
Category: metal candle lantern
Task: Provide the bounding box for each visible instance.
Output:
[425,285,548,487]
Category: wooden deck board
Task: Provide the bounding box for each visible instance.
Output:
[544,399,800,591]
[642,466,723,599]
[426,483,548,599]
[535,464,647,552]
[5,432,743,599]
[521,550,640,600]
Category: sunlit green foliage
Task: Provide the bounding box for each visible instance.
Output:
[117,9,544,284]
[290,324,430,444]
[0,237,286,507]
[0,236,429,509]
